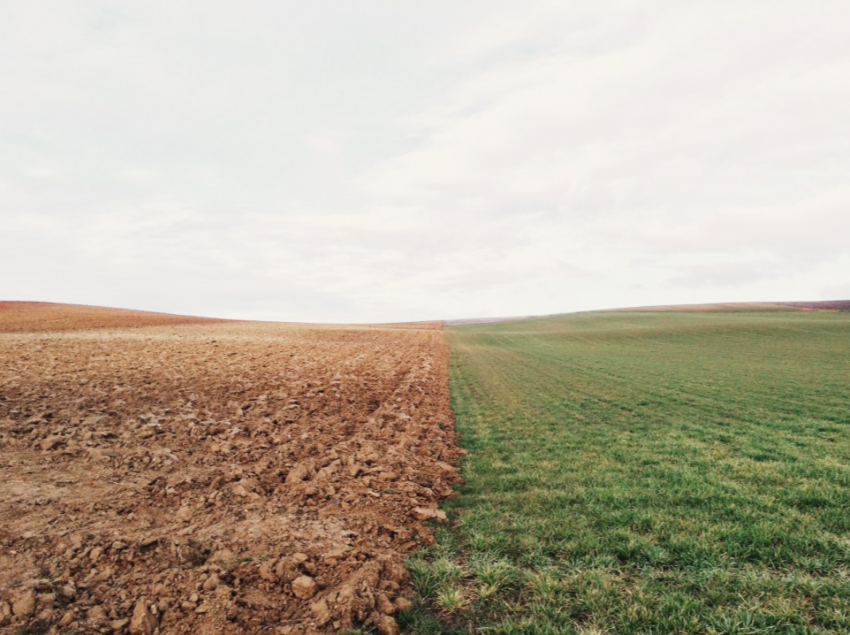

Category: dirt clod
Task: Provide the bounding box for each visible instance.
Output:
[413,506,448,523]
[292,576,318,600]
[374,613,400,635]
[129,597,158,635]
[11,590,35,619]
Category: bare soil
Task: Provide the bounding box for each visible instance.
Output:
[0,305,460,635]
[0,302,227,333]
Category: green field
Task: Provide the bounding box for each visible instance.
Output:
[402,309,850,634]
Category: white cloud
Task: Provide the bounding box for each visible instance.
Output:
[1,1,848,322]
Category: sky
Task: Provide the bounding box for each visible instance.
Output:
[2,1,849,323]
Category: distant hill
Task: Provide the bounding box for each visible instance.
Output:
[611,301,850,313]
[444,316,533,326]
[0,301,227,333]
[446,301,850,327]
[771,300,850,311]
[3,300,847,334]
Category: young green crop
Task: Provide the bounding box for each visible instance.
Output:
[402,309,850,634]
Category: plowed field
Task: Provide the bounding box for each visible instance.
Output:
[0,302,226,332]
[0,305,460,635]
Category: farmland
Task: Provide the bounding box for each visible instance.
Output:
[407,309,850,634]
[0,304,459,635]
[3,302,850,635]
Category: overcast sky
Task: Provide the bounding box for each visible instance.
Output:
[2,1,849,323]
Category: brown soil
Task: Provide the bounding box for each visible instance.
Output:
[0,305,461,635]
[0,302,227,333]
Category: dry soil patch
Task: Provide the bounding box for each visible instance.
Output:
[0,310,459,635]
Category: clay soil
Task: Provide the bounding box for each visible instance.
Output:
[0,302,227,333]
[0,304,461,635]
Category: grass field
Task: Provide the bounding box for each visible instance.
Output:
[402,309,850,634]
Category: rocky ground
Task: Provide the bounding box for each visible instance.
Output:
[0,305,461,634]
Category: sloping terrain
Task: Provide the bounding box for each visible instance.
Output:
[441,300,850,327]
[406,310,850,634]
[442,317,533,327]
[609,302,792,312]
[773,300,850,311]
[610,301,850,313]
[0,302,226,333]
[0,306,460,635]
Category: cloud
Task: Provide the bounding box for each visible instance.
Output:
[1,1,849,321]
